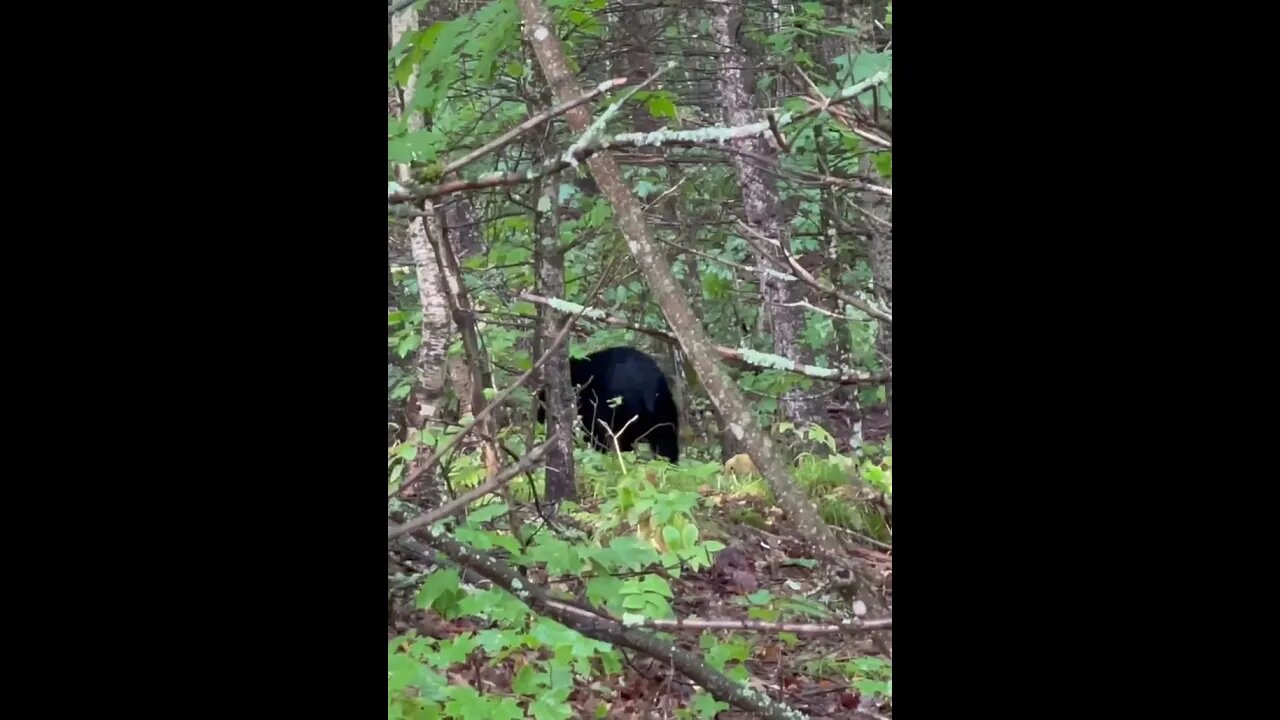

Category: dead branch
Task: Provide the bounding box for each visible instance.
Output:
[409,528,816,720]
[387,440,549,540]
[574,610,892,636]
[736,220,892,325]
[442,78,629,179]
[518,291,891,386]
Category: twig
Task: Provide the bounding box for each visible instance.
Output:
[786,71,890,125]
[387,441,549,540]
[655,235,791,280]
[442,78,628,179]
[792,71,892,149]
[566,61,675,163]
[766,112,789,151]
[792,65,829,105]
[835,525,894,551]
[736,220,892,325]
[644,176,687,211]
[600,414,639,469]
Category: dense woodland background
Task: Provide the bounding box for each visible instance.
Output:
[388,0,892,717]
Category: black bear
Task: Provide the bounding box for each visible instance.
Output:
[538,346,680,463]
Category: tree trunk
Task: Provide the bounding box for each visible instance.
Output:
[534,150,575,504]
[710,0,829,448]
[390,7,453,498]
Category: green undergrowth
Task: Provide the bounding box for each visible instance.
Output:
[389,440,892,719]
[389,421,892,542]
[390,460,731,719]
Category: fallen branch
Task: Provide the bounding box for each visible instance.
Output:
[412,527,815,720]
[548,601,891,635]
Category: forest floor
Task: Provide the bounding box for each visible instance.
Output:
[390,487,893,719]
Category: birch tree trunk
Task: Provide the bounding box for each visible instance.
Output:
[390,8,452,471]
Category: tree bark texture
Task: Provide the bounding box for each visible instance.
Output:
[390,8,451,427]
[710,0,829,441]
[535,166,575,504]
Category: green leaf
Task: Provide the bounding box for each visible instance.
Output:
[433,632,477,666]
[874,151,892,178]
[415,568,461,611]
[417,20,465,85]
[472,7,518,82]
[807,423,838,453]
[634,574,674,598]
[530,694,574,720]
[484,698,525,720]
[512,664,547,695]
[489,533,523,556]
[388,129,445,164]
[646,95,677,120]
[527,536,581,575]
[393,47,418,89]
[473,628,515,654]
[704,639,748,672]
[854,678,892,697]
[465,502,509,525]
[621,612,648,626]
[443,687,486,717]
[388,652,439,695]
[453,526,495,553]
[585,576,625,609]
[690,692,730,719]
[396,332,421,357]
[662,524,682,550]
[850,52,892,108]
[584,201,611,227]
[545,654,574,689]
[852,656,891,675]
[681,523,699,548]
[485,591,533,626]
